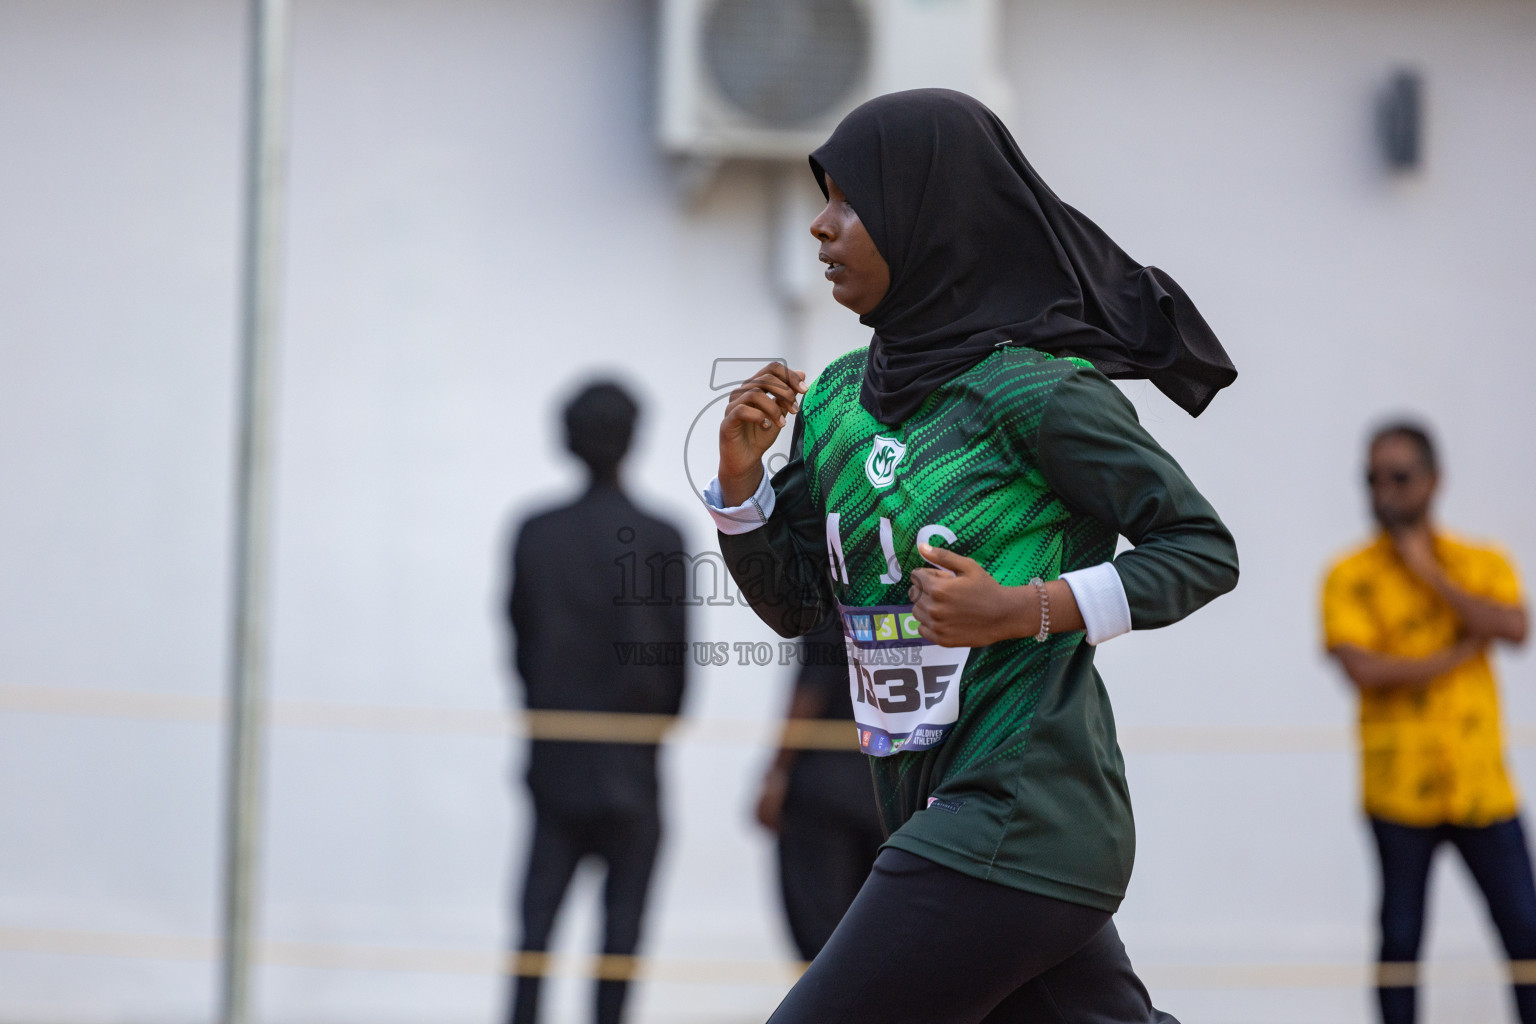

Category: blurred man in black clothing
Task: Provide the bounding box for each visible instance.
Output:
[755,615,883,960]
[506,382,687,1024]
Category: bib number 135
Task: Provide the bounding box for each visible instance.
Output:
[839,603,970,756]
[854,662,959,714]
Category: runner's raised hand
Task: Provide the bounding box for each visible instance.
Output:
[718,362,807,505]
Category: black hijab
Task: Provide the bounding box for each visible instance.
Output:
[809,89,1237,425]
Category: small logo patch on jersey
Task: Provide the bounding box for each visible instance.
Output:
[865,435,907,489]
[926,796,966,814]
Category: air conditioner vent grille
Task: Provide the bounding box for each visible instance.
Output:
[701,0,869,128]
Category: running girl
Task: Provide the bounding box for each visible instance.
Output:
[704,89,1238,1024]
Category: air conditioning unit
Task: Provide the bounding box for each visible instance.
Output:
[659,0,1007,160]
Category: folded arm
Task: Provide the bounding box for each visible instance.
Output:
[1426,574,1527,645]
[1330,638,1485,690]
[1391,527,1528,645]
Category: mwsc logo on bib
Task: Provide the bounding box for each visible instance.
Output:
[865,435,906,489]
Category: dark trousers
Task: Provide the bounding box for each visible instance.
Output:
[1371,815,1536,1024]
[777,809,884,960]
[509,805,661,1024]
[768,848,1177,1024]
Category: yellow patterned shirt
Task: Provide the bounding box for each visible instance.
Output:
[1323,532,1522,827]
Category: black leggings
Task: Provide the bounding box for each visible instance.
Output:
[769,848,1177,1024]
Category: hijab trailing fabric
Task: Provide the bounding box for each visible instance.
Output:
[809,89,1237,426]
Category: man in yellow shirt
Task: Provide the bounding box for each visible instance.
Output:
[1324,422,1531,1024]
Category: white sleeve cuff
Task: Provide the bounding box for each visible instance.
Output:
[1061,562,1132,646]
[701,471,776,535]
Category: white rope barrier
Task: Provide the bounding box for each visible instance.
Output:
[16,682,1536,752]
[0,682,1409,753]
[4,924,1536,989]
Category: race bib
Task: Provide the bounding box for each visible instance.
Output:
[839,602,971,756]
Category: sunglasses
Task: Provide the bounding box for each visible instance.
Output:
[1366,468,1418,488]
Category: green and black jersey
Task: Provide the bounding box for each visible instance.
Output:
[720,345,1238,911]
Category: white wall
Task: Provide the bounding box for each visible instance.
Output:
[0,2,242,1021]
[0,0,1533,1022]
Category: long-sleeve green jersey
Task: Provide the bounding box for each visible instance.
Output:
[720,346,1238,911]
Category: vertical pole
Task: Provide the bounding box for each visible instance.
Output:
[768,162,818,369]
[221,1,291,1022]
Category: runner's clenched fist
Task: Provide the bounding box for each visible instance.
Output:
[717,362,808,506]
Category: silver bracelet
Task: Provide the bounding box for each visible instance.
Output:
[1029,576,1049,643]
